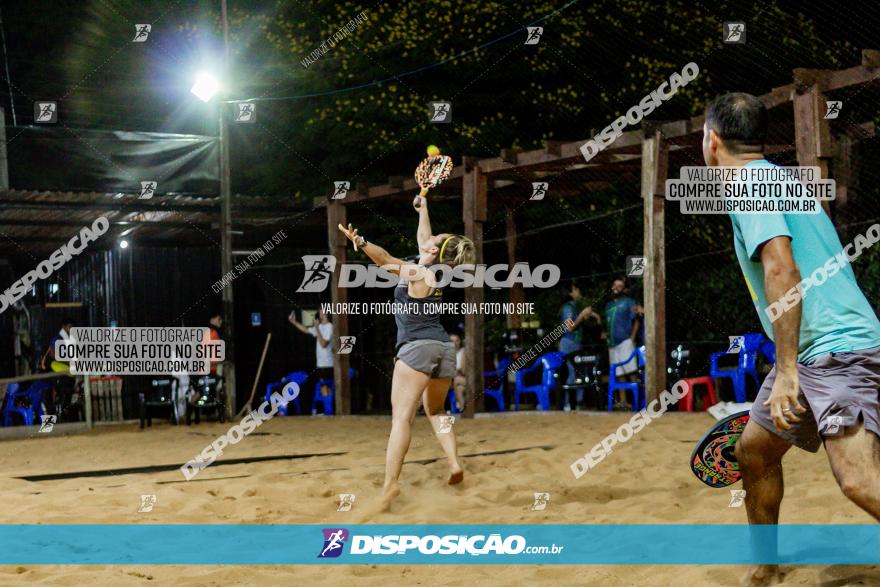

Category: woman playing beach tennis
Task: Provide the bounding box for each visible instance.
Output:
[338,197,475,511]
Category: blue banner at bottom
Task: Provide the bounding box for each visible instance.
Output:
[0,525,877,564]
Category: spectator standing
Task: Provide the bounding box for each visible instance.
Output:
[604,277,641,410]
[289,308,334,403]
[559,281,600,411]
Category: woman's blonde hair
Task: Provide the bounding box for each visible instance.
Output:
[439,234,476,267]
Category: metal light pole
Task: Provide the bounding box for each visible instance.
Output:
[219,0,236,417]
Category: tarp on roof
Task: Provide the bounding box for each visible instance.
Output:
[7,126,219,195]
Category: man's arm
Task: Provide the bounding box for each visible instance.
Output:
[629,316,640,342]
[569,306,598,330]
[287,313,311,335]
[629,302,642,342]
[761,236,807,430]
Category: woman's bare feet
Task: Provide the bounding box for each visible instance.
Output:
[740,565,779,586]
[448,463,464,485]
[379,482,400,512]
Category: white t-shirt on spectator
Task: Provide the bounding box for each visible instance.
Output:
[456,348,464,372]
[308,322,334,368]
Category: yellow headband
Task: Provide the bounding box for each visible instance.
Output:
[439,236,453,264]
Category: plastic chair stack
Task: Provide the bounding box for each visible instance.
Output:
[710,333,772,403]
[515,352,565,411]
[483,357,511,412]
[2,382,44,426]
[265,371,308,416]
[607,345,646,412]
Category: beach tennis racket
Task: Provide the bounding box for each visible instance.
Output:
[413,146,453,209]
[690,410,750,488]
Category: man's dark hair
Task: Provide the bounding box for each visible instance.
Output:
[210,311,222,320]
[560,279,581,301]
[60,317,75,327]
[612,275,629,288]
[705,93,767,154]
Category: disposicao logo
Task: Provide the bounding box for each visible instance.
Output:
[318,528,349,558]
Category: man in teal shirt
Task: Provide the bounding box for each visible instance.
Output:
[703,93,880,586]
[558,280,599,410]
[604,277,641,409]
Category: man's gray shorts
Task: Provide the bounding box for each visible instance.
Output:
[751,346,880,452]
[396,340,456,378]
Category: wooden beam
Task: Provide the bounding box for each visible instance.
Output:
[0,194,298,216]
[793,83,832,215]
[327,200,351,415]
[462,165,486,418]
[500,149,518,164]
[641,129,668,403]
[311,55,877,208]
[0,218,213,228]
[544,140,563,156]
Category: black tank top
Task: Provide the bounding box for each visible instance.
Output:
[394,279,448,349]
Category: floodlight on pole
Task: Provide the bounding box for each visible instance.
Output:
[191,71,220,102]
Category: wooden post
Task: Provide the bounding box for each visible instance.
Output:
[83,375,93,429]
[505,205,524,329]
[832,133,855,233]
[218,0,236,419]
[327,200,351,414]
[793,83,833,216]
[463,165,487,418]
[641,129,668,402]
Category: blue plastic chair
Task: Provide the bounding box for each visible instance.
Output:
[607,345,646,411]
[265,371,308,416]
[446,389,462,414]
[312,368,356,415]
[483,357,511,412]
[760,339,776,364]
[28,382,50,420]
[515,352,565,411]
[2,382,43,426]
[710,334,767,403]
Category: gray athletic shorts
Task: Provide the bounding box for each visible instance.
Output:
[396,340,456,379]
[750,346,880,452]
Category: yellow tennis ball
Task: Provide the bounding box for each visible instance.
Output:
[427,145,440,157]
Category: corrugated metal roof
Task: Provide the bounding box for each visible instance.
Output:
[0,189,315,254]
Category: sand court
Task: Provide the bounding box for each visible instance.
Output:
[0,412,875,585]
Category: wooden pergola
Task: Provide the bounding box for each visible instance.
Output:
[316,49,880,417]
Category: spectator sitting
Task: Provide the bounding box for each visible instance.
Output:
[604,276,641,410]
[289,309,334,403]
